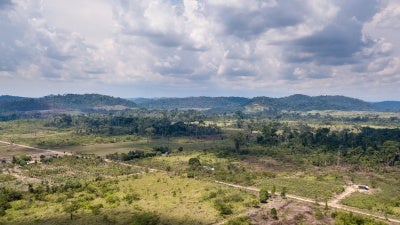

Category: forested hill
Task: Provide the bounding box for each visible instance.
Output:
[42,94,137,110]
[133,95,400,112]
[248,95,375,112]
[0,94,137,113]
[134,96,249,112]
[373,101,400,111]
[0,95,24,102]
[1,94,399,114]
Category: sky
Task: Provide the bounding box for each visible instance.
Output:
[0,0,400,101]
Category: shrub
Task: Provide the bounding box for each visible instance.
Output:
[259,188,269,203]
[333,211,387,225]
[131,212,160,225]
[214,199,233,215]
[225,216,252,225]
[270,208,278,220]
[124,193,141,204]
[153,146,170,154]
[188,158,201,168]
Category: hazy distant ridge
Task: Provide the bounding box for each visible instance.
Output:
[133,94,399,112]
[1,94,399,113]
[0,94,137,113]
[249,95,375,112]
[372,101,400,111]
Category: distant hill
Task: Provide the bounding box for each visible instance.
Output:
[135,96,249,112]
[0,98,50,112]
[1,94,399,114]
[0,94,137,113]
[129,98,154,104]
[373,101,400,112]
[245,95,375,112]
[134,95,398,113]
[42,94,137,110]
[0,95,24,102]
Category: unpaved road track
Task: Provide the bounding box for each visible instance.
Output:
[0,140,73,157]
[215,181,400,224]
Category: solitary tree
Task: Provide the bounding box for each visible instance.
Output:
[145,127,155,146]
[63,201,81,220]
[230,132,246,152]
[188,158,201,169]
[280,187,287,199]
[259,187,269,203]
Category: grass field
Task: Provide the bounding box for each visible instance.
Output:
[1,171,256,225]
[340,170,400,217]
[258,173,346,200]
[0,144,47,159]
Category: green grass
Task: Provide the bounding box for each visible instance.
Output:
[259,176,345,200]
[0,154,256,225]
[59,142,139,156]
[0,174,16,182]
[341,171,400,217]
[1,171,256,225]
[21,156,142,184]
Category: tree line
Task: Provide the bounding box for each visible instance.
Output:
[232,121,400,168]
[45,113,221,137]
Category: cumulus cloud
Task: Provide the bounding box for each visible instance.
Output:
[0,0,13,9]
[0,0,109,81]
[0,0,399,100]
[286,0,379,66]
[207,0,308,39]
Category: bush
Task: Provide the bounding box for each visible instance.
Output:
[89,203,103,215]
[153,146,170,154]
[105,194,120,204]
[124,193,141,204]
[131,212,160,225]
[259,188,269,203]
[214,199,233,215]
[225,216,252,225]
[333,211,387,225]
[188,158,201,168]
[270,208,278,220]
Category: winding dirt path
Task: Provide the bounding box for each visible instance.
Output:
[0,140,73,158]
[0,140,158,177]
[214,180,400,224]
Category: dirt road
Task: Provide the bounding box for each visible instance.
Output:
[214,180,400,224]
[0,140,73,158]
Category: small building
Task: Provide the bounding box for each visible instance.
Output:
[358,185,369,190]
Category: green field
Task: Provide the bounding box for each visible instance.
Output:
[1,164,256,224]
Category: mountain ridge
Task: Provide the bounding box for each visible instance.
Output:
[1,94,399,113]
[0,94,137,113]
[132,95,399,112]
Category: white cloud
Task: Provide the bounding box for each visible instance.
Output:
[0,0,399,100]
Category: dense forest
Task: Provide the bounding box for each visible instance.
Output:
[0,94,137,114]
